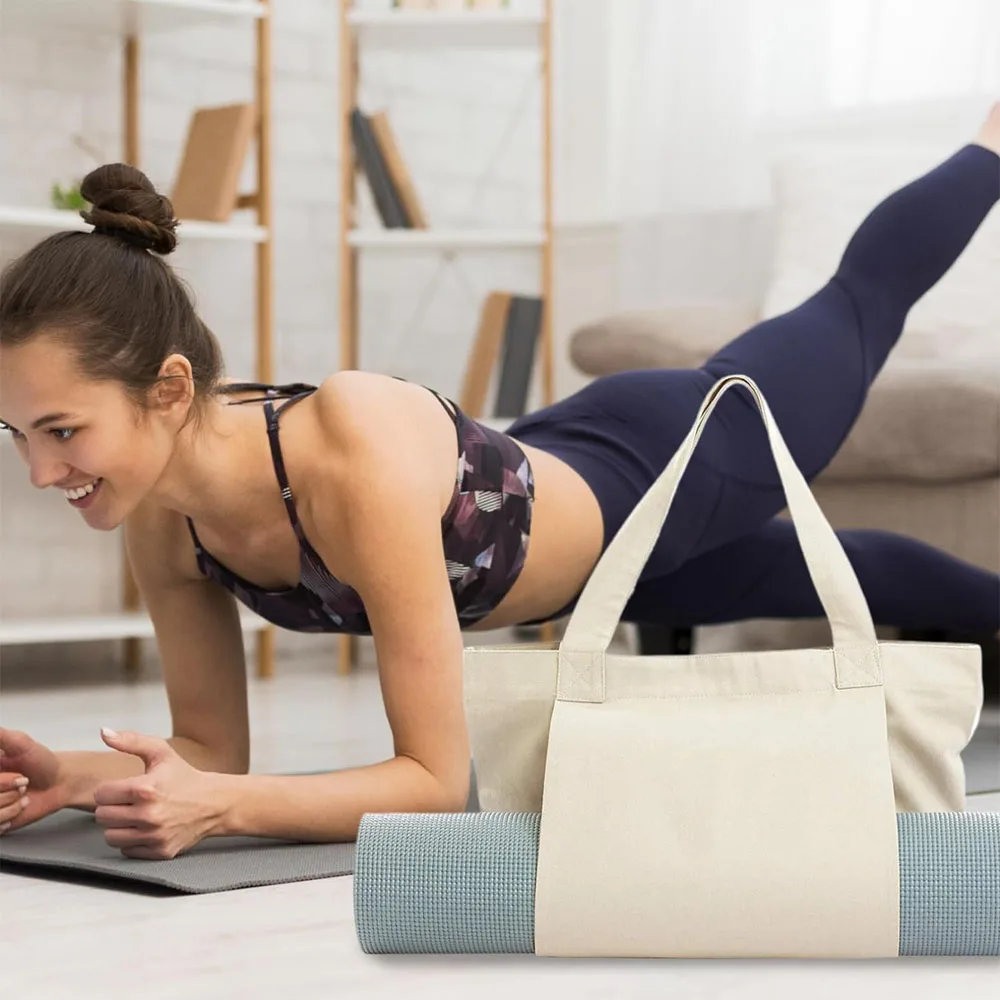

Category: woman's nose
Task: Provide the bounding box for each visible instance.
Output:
[28,452,72,491]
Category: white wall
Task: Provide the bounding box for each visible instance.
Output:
[0,0,625,676]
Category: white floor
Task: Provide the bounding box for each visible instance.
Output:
[2,653,999,1000]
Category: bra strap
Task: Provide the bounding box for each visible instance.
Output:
[217,380,319,404]
[262,387,317,538]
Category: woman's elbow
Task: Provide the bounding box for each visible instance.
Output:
[406,754,471,812]
[439,770,472,812]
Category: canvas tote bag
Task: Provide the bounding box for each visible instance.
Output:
[463,373,983,958]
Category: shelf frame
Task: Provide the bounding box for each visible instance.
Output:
[0,206,268,243]
[0,0,269,37]
[0,611,271,647]
[336,0,555,674]
[346,228,546,250]
[345,8,544,49]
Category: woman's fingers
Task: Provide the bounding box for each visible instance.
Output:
[0,775,30,832]
[0,774,29,820]
[0,787,27,808]
[102,827,158,850]
[0,794,30,828]
[95,805,151,829]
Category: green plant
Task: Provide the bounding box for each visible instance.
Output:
[51,132,107,212]
[51,181,89,212]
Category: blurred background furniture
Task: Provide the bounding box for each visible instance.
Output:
[568,144,1000,699]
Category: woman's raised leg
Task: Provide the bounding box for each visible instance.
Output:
[511,109,1000,582]
[674,129,1000,564]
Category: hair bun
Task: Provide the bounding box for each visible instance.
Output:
[80,163,179,255]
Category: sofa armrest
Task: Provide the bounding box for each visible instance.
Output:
[569,302,760,376]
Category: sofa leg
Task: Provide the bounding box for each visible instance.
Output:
[637,624,693,656]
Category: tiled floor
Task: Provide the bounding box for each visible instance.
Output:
[2,648,998,998]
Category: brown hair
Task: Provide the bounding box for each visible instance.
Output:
[0,162,225,427]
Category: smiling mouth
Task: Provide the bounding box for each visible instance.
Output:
[64,478,103,507]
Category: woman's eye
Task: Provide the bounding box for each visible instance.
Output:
[0,424,75,442]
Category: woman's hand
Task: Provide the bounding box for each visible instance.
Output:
[95,728,228,860]
[0,727,70,833]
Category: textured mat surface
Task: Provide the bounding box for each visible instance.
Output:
[354,810,1000,957]
[0,810,356,893]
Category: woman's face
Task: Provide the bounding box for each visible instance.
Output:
[0,336,181,531]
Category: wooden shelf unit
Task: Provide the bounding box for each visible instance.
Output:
[337,0,555,675]
[0,0,277,679]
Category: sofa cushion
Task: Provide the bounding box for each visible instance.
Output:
[823,359,1000,483]
[569,303,759,375]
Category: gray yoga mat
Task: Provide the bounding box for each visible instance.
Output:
[354,810,1000,957]
[0,768,480,894]
[0,811,357,894]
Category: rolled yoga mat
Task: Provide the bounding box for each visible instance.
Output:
[354,811,1000,956]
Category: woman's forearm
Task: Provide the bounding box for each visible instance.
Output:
[214,756,466,842]
[58,736,234,810]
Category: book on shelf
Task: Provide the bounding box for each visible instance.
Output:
[368,110,428,228]
[170,103,256,222]
[350,108,410,228]
[460,291,544,419]
[494,294,543,418]
[460,291,511,416]
[351,107,429,230]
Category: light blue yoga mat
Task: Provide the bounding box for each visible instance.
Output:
[354,810,1000,957]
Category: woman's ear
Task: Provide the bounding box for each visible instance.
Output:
[150,354,195,412]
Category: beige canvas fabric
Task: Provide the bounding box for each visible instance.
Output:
[463,374,983,958]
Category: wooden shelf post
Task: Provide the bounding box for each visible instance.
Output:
[255,0,276,679]
[338,0,360,676]
[121,31,143,677]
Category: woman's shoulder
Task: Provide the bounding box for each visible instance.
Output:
[311,370,446,451]
[306,371,461,512]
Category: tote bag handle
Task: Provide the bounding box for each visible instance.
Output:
[557,374,882,700]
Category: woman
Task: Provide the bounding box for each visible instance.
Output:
[2,107,999,858]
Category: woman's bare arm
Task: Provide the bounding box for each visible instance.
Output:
[58,737,233,812]
[210,384,471,841]
[57,500,252,810]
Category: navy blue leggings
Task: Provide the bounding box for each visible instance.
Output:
[508,143,1000,634]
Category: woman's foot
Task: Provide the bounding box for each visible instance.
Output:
[974,101,1000,157]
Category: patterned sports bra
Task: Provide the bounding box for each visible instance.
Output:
[185,379,534,634]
